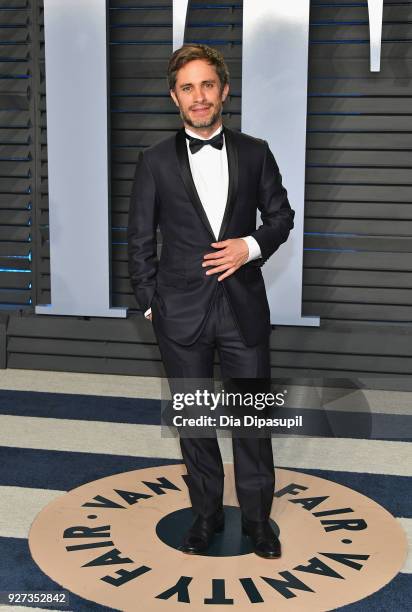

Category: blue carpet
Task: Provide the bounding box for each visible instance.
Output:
[0,446,183,491]
[0,389,161,425]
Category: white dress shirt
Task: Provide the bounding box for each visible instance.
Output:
[144,125,261,318]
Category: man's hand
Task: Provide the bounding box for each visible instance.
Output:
[146,313,152,321]
[202,238,249,281]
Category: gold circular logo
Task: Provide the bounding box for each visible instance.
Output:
[29,465,407,611]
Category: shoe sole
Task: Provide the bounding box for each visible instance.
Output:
[254,549,281,559]
[179,547,205,555]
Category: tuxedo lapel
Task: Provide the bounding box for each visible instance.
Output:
[218,126,238,241]
[175,128,215,239]
[175,126,239,242]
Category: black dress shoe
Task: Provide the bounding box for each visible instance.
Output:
[242,518,281,559]
[179,510,225,555]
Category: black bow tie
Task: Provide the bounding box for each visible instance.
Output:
[185,130,224,154]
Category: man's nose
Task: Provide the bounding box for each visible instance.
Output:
[192,87,206,102]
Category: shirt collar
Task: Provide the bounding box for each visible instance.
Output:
[184,125,224,141]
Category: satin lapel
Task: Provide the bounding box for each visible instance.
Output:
[218,126,239,241]
[175,128,215,239]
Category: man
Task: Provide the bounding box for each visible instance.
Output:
[127,44,295,558]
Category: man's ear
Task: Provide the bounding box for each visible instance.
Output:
[222,83,230,103]
[170,89,179,108]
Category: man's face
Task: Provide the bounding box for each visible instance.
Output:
[170,59,229,130]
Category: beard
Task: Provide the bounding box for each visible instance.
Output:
[180,101,223,129]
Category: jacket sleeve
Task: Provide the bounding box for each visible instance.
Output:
[127,152,159,313]
[250,141,295,264]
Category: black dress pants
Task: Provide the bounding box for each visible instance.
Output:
[152,282,275,522]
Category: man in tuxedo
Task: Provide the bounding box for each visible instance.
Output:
[128,44,295,558]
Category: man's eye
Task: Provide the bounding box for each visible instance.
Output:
[183,86,191,92]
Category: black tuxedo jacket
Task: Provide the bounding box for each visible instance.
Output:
[127,126,295,347]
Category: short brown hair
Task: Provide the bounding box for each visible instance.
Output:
[167,44,230,92]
